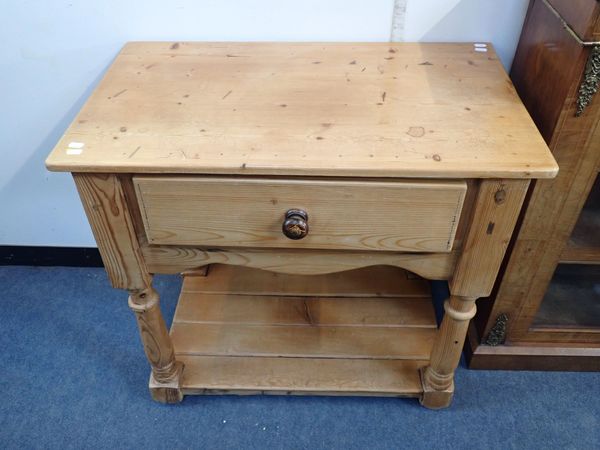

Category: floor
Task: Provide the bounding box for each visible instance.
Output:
[1,266,599,449]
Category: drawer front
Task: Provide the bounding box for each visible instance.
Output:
[134,177,466,252]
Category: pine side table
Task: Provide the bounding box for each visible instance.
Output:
[46,42,557,408]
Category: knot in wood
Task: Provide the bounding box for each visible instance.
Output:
[494,189,506,204]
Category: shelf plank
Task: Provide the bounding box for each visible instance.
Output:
[170,266,435,396]
[174,293,437,328]
[179,355,426,397]
[181,264,431,298]
[171,322,435,359]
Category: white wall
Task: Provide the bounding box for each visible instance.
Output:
[0,0,529,247]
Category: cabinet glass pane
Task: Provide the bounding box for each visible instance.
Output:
[572,174,600,245]
[533,264,600,329]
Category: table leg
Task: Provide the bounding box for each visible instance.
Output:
[420,295,477,409]
[128,286,184,403]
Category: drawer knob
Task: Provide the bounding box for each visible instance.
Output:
[282,209,309,240]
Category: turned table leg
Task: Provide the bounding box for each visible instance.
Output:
[419,180,530,408]
[420,295,477,409]
[128,286,184,403]
[73,174,184,403]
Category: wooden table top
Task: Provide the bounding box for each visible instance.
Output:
[46,42,557,179]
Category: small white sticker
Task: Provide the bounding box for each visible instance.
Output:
[474,43,487,48]
[66,148,83,155]
[475,48,488,53]
[68,142,85,149]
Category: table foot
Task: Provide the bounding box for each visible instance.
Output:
[149,361,185,403]
[129,285,184,402]
[419,295,477,409]
[419,367,454,409]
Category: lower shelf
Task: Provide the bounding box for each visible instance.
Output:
[169,264,436,397]
[178,356,427,397]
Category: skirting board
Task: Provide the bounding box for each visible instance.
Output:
[0,246,102,267]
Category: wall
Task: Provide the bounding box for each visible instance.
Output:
[0,0,530,247]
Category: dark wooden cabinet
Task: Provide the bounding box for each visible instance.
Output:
[466,0,600,370]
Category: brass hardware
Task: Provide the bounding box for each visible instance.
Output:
[483,313,508,346]
[282,209,309,240]
[576,46,600,117]
[540,0,600,116]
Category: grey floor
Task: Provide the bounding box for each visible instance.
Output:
[1,266,599,449]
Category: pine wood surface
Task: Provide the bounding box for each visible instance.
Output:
[134,176,466,252]
[46,42,556,179]
[450,179,530,297]
[171,323,434,359]
[46,41,560,397]
[421,295,476,408]
[175,291,435,328]
[141,246,458,280]
[73,173,150,290]
[170,265,435,396]
[178,264,429,297]
[179,356,426,397]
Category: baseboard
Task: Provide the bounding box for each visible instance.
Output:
[0,246,102,267]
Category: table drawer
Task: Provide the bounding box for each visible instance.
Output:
[134,176,466,252]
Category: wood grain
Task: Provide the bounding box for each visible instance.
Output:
[179,264,431,298]
[134,176,466,252]
[171,322,434,359]
[73,173,150,289]
[141,246,458,280]
[450,179,530,297]
[466,321,600,370]
[547,0,600,40]
[420,294,477,408]
[560,245,600,264]
[181,355,426,397]
[482,25,600,343]
[510,0,586,142]
[175,294,436,328]
[46,42,556,179]
[169,266,435,396]
[498,107,600,341]
[179,355,426,396]
[128,287,181,383]
[469,0,600,370]
[560,174,600,264]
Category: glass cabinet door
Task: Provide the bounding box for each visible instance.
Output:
[561,174,600,264]
[533,174,600,332]
[533,264,600,330]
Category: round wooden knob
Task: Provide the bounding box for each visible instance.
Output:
[282,209,309,240]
